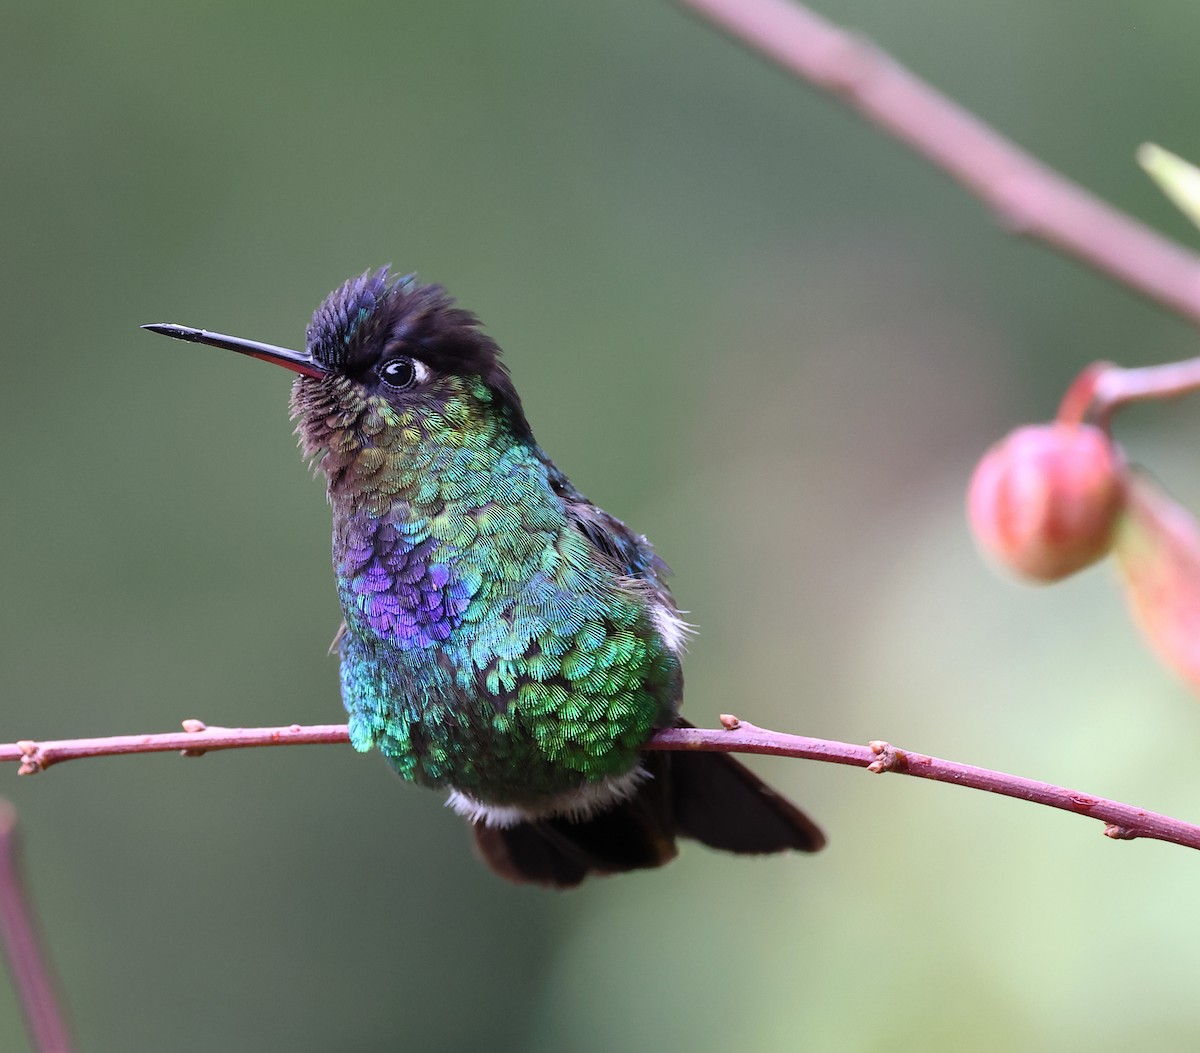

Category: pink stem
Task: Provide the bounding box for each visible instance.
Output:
[1053,357,1200,430]
[2,719,1197,852]
[1090,359,1200,425]
[0,722,351,774]
[0,803,73,1053]
[653,720,1200,849]
[676,0,1200,326]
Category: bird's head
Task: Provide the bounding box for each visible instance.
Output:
[145,267,531,484]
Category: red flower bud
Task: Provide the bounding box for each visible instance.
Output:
[968,423,1125,582]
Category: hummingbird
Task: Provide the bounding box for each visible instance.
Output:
[144,268,824,887]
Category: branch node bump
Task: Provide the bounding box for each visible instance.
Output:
[1104,823,1138,841]
[180,719,209,757]
[15,742,42,776]
[867,740,900,773]
[719,713,741,730]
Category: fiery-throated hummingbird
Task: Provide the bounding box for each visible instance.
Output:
[145,268,824,886]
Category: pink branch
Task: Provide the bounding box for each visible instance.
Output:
[654,718,1200,849]
[0,721,351,774]
[1055,356,1200,430]
[676,0,1200,326]
[4,717,1198,852]
[0,803,73,1053]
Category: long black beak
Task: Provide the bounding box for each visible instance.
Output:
[141,323,327,379]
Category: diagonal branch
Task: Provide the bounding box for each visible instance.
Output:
[676,0,1200,326]
[3,717,1198,852]
[0,803,73,1053]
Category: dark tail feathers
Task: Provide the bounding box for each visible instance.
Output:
[472,726,824,888]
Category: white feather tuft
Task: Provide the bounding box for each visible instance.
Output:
[650,601,694,654]
[446,766,649,828]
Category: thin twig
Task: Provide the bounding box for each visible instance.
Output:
[3,718,1198,852]
[655,718,1200,850]
[1055,356,1200,431]
[0,803,73,1053]
[0,721,351,774]
[676,0,1200,326]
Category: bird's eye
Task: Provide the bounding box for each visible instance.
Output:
[378,357,419,389]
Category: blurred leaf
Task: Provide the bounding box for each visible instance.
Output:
[1113,471,1200,691]
[1138,143,1200,232]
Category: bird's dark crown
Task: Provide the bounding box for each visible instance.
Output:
[306,267,528,434]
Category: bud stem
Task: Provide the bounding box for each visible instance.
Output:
[1058,357,1200,430]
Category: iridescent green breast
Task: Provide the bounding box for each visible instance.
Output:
[330,392,681,805]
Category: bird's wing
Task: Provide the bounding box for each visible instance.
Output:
[539,455,673,596]
[537,452,694,658]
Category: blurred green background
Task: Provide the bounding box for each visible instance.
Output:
[4,1,1200,1049]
